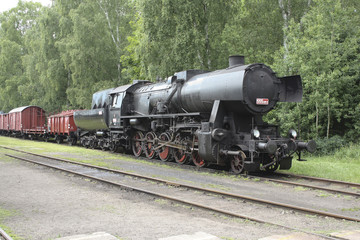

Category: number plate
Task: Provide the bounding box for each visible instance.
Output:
[256,98,269,105]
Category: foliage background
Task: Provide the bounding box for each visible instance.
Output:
[0,0,359,142]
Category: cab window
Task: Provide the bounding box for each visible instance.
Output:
[112,93,124,108]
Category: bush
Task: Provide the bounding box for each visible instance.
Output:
[314,135,347,156]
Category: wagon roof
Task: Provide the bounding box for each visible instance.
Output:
[9,106,44,113]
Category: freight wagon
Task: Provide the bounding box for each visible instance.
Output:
[7,106,46,139]
[46,110,78,145]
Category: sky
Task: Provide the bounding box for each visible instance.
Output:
[0,0,52,13]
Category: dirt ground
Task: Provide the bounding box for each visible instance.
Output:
[0,155,289,240]
[1,146,359,240]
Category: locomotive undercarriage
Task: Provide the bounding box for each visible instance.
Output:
[130,115,204,166]
[73,109,314,174]
[78,130,129,153]
[124,112,303,174]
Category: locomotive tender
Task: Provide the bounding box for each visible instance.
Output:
[74,56,316,173]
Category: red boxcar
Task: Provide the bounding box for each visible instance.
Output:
[8,106,46,136]
[48,110,78,144]
[0,113,9,133]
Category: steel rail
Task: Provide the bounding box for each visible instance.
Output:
[4,153,342,240]
[247,175,360,198]
[275,172,360,188]
[0,227,13,240]
[2,146,360,223]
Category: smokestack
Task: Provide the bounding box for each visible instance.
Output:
[229,55,245,67]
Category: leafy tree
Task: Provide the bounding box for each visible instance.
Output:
[221,0,283,64]
[135,0,232,80]
[21,7,68,113]
[56,0,134,108]
[0,1,42,111]
[270,0,360,140]
[97,0,136,85]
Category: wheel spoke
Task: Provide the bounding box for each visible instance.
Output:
[174,134,189,164]
[158,132,172,161]
[230,150,246,174]
[145,132,157,159]
[132,131,144,157]
[192,151,206,167]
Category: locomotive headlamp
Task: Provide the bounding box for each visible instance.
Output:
[289,129,297,139]
[251,129,260,139]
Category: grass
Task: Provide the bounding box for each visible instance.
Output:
[341,207,360,212]
[0,206,22,240]
[1,136,359,184]
[0,136,149,168]
[279,143,360,183]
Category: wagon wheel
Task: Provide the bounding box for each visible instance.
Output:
[174,134,189,164]
[144,132,157,159]
[132,131,144,157]
[68,136,77,146]
[230,149,246,174]
[192,151,206,167]
[55,135,63,144]
[158,132,173,162]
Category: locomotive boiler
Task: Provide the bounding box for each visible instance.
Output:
[74,56,316,173]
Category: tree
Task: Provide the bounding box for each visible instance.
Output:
[270,0,360,140]
[97,0,135,85]
[135,0,232,80]
[0,1,42,111]
[55,0,134,108]
[21,7,68,113]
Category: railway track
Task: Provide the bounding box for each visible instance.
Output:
[248,172,360,198]
[2,143,359,199]
[45,140,360,199]
[130,145,360,198]
[57,140,360,199]
[29,141,360,198]
[0,228,13,240]
[276,172,360,188]
[2,147,359,239]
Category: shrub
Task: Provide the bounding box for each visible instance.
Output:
[314,135,347,156]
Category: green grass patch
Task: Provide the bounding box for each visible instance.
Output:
[0,136,158,168]
[0,207,14,221]
[280,143,360,183]
[341,207,360,212]
[0,206,22,240]
[1,136,359,184]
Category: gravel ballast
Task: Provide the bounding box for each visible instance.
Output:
[0,156,287,240]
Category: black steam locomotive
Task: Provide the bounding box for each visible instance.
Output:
[74,56,316,173]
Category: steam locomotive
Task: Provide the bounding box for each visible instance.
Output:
[73,56,316,173]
